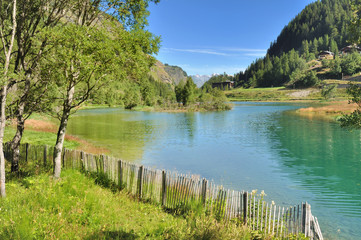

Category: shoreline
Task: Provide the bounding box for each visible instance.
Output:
[8,99,356,153]
[295,100,357,121]
[7,116,110,155]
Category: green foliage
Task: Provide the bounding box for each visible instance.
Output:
[199,88,232,111]
[340,52,361,75]
[268,0,352,56]
[140,80,156,106]
[183,77,197,105]
[289,70,320,88]
[348,0,361,46]
[330,56,343,77]
[339,108,361,128]
[321,84,338,99]
[175,77,197,106]
[234,50,307,88]
[231,0,356,88]
[339,83,361,128]
[123,86,142,109]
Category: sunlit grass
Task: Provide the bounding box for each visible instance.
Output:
[4,127,79,149]
[0,170,256,240]
[225,85,349,102]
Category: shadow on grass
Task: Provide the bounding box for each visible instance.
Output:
[85,230,139,240]
[6,161,52,182]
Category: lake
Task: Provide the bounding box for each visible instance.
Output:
[67,102,361,239]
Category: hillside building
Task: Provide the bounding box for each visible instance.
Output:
[318,51,334,59]
[341,45,361,55]
[212,80,234,90]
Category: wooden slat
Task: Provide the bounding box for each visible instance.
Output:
[260,201,264,232]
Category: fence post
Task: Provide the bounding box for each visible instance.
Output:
[102,154,106,174]
[80,151,84,170]
[62,148,66,168]
[243,192,248,225]
[25,143,29,162]
[138,165,144,199]
[201,179,207,206]
[302,202,311,237]
[43,145,47,167]
[161,170,167,206]
[118,160,123,190]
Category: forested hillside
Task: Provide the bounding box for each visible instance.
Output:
[232,0,359,89]
[268,0,352,56]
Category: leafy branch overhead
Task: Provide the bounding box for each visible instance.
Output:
[0,0,163,186]
[349,0,361,46]
[339,0,361,129]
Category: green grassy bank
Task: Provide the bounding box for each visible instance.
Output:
[4,127,80,150]
[224,86,348,102]
[0,170,256,240]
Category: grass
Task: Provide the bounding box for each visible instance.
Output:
[225,87,299,101]
[0,170,180,239]
[0,169,259,240]
[4,127,80,150]
[225,86,349,102]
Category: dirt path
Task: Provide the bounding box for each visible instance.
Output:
[287,89,319,98]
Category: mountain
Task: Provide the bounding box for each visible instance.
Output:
[149,61,188,85]
[163,64,188,85]
[191,74,219,88]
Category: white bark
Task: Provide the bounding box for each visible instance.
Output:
[53,85,75,179]
[0,0,17,197]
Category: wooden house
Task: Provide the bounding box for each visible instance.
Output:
[318,51,334,59]
[341,45,361,55]
[212,80,234,90]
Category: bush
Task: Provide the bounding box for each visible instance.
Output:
[321,84,338,99]
[289,70,320,88]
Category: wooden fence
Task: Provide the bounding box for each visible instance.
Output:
[4,143,323,239]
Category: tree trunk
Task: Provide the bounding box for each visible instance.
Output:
[53,110,70,178]
[0,0,17,197]
[53,85,74,179]
[10,102,25,173]
[0,88,7,197]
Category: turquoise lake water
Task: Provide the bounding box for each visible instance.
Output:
[68,102,361,239]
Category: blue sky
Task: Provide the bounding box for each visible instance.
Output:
[147,0,316,76]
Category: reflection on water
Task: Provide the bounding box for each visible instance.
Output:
[67,108,156,161]
[68,103,361,239]
[269,111,361,239]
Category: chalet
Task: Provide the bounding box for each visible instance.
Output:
[341,45,361,55]
[212,80,234,90]
[318,51,334,59]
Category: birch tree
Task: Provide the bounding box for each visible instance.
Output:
[0,0,17,197]
[47,0,160,178]
[8,0,69,173]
